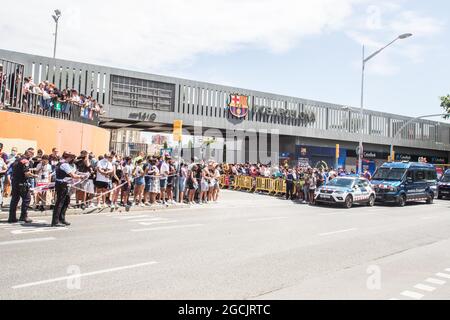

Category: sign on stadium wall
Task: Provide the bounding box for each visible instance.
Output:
[227,94,250,118]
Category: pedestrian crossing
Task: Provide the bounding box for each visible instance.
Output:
[0,219,68,235]
[110,213,204,232]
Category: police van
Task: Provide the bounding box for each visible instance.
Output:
[437,169,450,199]
[371,162,437,206]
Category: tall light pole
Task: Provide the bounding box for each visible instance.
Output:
[358,33,413,174]
[52,9,62,59]
[390,113,450,161]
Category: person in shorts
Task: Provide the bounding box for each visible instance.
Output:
[159,157,170,206]
[95,154,113,208]
[120,157,133,206]
[147,158,160,205]
[133,159,145,207]
[178,163,188,204]
[34,155,52,211]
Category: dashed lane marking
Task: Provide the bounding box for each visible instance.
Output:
[425,278,446,285]
[139,221,179,226]
[436,273,450,279]
[12,261,158,289]
[131,224,204,233]
[129,218,168,223]
[400,291,424,300]
[318,228,358,237]
[10,227,67,235]
[414,284,436,292]
[0,237,56,246]
[114,215,151,220]
[248,217,289,222]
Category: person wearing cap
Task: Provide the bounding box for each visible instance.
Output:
[52,152,85,227]
[8,148,37,224]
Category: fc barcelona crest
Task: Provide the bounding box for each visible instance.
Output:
[228,94,249,118]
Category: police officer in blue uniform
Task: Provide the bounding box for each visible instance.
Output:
[8,148,37,224]
[52,152,85,228]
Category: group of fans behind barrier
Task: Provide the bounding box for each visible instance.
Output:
[0,145,374,227]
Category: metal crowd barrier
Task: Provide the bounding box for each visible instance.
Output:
[221,175,298,197]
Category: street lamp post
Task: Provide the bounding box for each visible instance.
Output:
[390,113,450,161]
[52,9,62,59]
[358,33,413,174]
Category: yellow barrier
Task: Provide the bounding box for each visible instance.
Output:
[241,176,254,192]
[273,179,286,195]
[222,175,299,197]
[255,177,276,193]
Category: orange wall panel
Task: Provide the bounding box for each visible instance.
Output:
[0,111,110,156]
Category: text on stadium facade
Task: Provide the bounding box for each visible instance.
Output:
[252,104,316,124]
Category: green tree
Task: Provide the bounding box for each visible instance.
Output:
[440,95,450,119]
[163,141,168,149]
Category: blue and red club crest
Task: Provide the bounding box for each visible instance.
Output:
[228,94,249,118]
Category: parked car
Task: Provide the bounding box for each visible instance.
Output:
[437,169,450,200]
[371,162,437,207]
[315,176,376,209]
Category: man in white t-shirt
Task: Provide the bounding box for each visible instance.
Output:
[159,157,170,205]
[95,154,113,208]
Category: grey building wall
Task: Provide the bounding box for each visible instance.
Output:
[1,48,449,156]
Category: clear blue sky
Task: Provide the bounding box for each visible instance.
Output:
[1,0,449,119]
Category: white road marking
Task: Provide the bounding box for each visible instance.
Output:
[248,217,289,222]
[131,224,204,232]
[11,227,67,235]
[0,237,56,246]
[421,217,436,220]
[425,278,446,285]
[436,273,450,279]
[115,215,150,220]
[12,261,158,289]
[139,221,179,226]
[318,228,357,237]
[130,218,168,223]
[414,284,436,292]
[400,291,424,300]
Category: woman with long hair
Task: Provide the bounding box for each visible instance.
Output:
[187,165,198,205]
[133,159,145,207]
[111,156,123,209]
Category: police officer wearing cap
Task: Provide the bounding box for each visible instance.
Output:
[8,148,37,224]
[52,152,85,227]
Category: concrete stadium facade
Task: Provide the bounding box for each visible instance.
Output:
[1,48,449,169]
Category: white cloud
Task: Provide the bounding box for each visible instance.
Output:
[390,11,444,37]
[345,1,444,76]
[0,0,361,72]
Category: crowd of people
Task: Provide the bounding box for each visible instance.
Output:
[0,145,224,227]
[222,163,372,204]
[22,76,105,120]
[0,142,374,226]
[0,63,104,121]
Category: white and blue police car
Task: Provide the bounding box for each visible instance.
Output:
[315,176,376,209]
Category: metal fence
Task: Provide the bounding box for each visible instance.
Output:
[109,141,148,157]
[21,92,100,125]
[0,59,24,110]
[1,58,99,126]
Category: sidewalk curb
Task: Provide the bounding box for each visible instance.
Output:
[0,203,191,219]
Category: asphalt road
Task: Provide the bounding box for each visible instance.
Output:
[1,189,450,300]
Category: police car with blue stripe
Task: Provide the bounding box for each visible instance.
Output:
[315,177,376,209]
